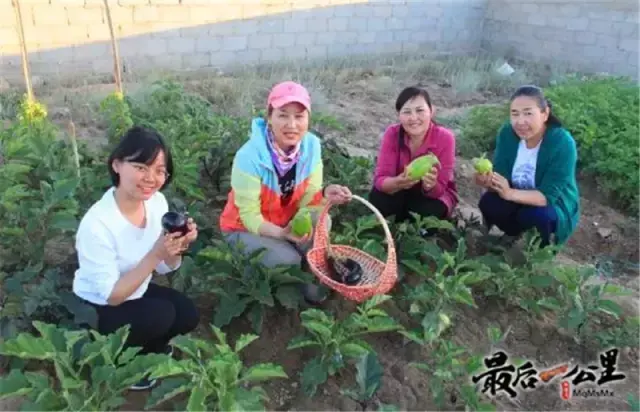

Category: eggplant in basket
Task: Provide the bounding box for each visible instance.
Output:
[326,246,363,286]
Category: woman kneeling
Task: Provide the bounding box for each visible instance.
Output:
[369,86,459,225]
[219,81,352,304]
[474,85,580,247]
[73,126,200,391]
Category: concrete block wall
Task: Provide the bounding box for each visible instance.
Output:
[483,0,639,78]
[0,0,486,79]
[0,0,637,80]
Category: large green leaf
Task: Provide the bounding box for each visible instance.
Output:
[301,356,328,397]
[213,295,249,328]
[239,363,288,383]
[0,331,57,360]
[49,211,78,231]
[274,284,302,310]
[145,377,191,410]
[247,303,265,334]
[234,334,259,353]
[186,383,208,412]
[0,369,32,399]
[355,351,383,399]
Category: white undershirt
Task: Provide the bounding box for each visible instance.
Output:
[72,187,181,305]
[511,140,540,190]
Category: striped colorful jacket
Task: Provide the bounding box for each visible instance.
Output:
[219,117,325,234]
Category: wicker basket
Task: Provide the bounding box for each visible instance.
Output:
[306,194,398,303]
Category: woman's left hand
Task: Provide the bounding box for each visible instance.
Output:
[181,217,198,248]
[491,173,511,198]
[324,184,352,205]
[421,167,438,192]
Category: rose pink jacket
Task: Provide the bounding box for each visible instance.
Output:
[373,122,459,217]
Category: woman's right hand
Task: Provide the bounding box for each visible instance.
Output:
[474,172,493,188]
[393,170,419,191]
[151,232,187,261]
[281,222,311,245]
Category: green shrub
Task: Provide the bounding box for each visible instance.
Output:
[460,77,640,215]
[545,77,639,214]
[458,104,506,156]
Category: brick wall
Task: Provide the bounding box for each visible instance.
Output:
[0,0,485,79]
[483,0,639,78]
[0,0,637,80]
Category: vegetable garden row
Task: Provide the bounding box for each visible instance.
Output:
[0,77,638,410]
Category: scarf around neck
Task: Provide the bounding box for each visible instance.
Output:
[266,126,301,176]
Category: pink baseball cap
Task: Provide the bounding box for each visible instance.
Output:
[267,81,311,112]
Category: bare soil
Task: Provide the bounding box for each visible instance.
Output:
[1,66,638,412]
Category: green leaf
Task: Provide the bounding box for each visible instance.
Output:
[301,356,329,397]
[275,284,302,310]
[240,363,288,383]
[452,288,477,307]
[303,321,333,340]
[145,377,191,410]
[234,334,259,353]
[186,383,208,412]
[487,325,502,344]
[49,211,78,231]
[0,331,57,360]
[355,352,383,399]
[0,369,32,399]
[149,358,190,380]
[538,297,562,311]
[339,342,370,359]
[287,335,319,350]
[52,178,78,203]
[213,295,249,328]
[530,275,554,288]
[378,402,400,411]
[597,299,623,318]
[247,303,265,334]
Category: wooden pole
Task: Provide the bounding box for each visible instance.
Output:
[12,0,33,102]
[103,0,123,94]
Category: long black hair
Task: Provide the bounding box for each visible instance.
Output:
[510,85,562,127]
[107,125,174,189]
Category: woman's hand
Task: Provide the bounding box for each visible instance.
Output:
[474,172,492,188]
[491,172,511,197]
[324,184,352,205]
[282,222,312,245]
[151,232,186,261]
[421,166,438,192]
[394,170,419,191]
[180,217,198,247]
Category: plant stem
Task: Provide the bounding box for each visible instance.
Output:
[68,120,81,178]
[12,0,33,102]
[103,0,123,94]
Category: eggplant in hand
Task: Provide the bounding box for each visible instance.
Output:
[161,211,189,236]
[326,249,363,286]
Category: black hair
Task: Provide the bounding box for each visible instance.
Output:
[395,86,433,112]
[510,85,562,127]
[107,125,174,189]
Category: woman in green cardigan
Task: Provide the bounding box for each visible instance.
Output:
[474,85,580,247]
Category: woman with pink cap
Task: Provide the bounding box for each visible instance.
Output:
[219,81,352,304]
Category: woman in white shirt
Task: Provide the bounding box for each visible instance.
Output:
[73,126,200,391]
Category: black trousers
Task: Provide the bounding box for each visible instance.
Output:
[90,283,200,354]
[368,185,448,222]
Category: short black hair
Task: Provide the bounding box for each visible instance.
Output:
[510,85,563,127]
[395,86,433,112]
[107,125,174,189]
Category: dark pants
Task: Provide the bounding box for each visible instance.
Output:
[368,186,448,222]
[478,191,558,247]
[90,283,200,354]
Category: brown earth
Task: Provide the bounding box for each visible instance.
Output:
[1,65,638,412]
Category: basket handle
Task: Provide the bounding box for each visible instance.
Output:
[312,194,396,266]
